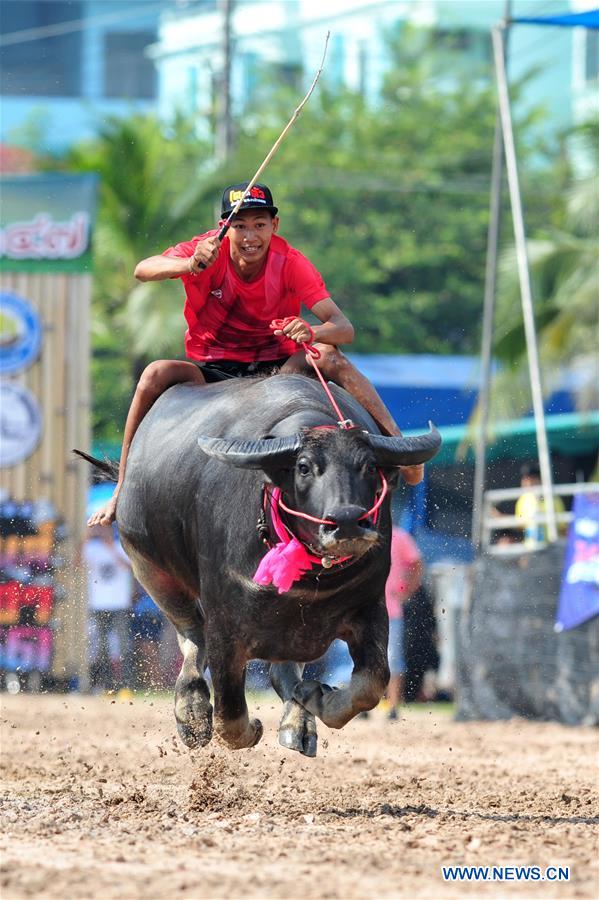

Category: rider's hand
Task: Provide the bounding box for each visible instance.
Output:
[189,236,220,273]
[272,317,314,344]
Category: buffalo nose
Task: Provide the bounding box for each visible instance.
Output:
[323,505,369,538]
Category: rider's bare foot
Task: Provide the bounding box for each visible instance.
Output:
[87,493,118,527]
[400,464,425,486]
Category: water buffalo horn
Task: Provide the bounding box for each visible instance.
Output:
[197,434,302,469]
[366,423,442,467]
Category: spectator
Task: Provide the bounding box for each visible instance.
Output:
[81,524,132,692]
[492,527,522,547]
[516,463,565,547]
[385,525,423,720]
[404,583,440,703]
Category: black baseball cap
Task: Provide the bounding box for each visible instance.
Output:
[221,182,278,218]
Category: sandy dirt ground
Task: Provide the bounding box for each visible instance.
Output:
[1,693,597,899]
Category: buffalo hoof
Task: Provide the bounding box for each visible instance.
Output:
[174,676,213,749]
[176,718,213,749]
[278,700,318,758]
[247,717,264,748]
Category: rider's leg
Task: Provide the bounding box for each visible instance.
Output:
[88,360,206,526]
[281,345,424,485]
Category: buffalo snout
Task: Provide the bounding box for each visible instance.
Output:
[320,505,378,548]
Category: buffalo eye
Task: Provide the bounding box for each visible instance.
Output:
[297,460,311,477]
[363,461,377,475]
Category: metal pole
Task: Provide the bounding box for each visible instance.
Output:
[491,25,558,541]
[472,2,512,550]
[472,1,512,550]
[216,0,234,161]
[471,116,503,550]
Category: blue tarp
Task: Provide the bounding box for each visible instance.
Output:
[347,353,579,433]
[513,9,599,29]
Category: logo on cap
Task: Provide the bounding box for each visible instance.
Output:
[221,182,278,217]
[229,187,267,205]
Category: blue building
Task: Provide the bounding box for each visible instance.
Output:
[0,0,207,151]
[2,1,597,154]
[148,0,598,146]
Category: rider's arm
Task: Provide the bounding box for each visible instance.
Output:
[134,235,221,282]
[274,298,354,346]
[134,254,192,281]
[311,298,355,346]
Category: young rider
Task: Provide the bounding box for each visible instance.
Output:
[89,182,423,526]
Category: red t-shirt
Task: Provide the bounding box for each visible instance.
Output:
[163,231,329,362]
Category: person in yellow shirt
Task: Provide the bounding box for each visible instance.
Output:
[515,463,565,546]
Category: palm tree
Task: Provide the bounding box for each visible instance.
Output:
[491,119,599,416]
[68,112,219,359]
[66,113,224,438]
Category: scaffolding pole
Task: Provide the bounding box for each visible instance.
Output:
[491,24,558,542]
[216,0,234,161]
[472,0,512,550]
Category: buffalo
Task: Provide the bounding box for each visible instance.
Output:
[77,374,440,757]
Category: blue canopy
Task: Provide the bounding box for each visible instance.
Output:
[513,9,599,28]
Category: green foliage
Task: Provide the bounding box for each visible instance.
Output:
[493,118,599,415]
[226,81,496,354]
[64,29,568,440]
[66,113,215,429]
[222,30,554,355]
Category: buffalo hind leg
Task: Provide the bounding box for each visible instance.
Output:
[122,548,213,749]
[209,644,263,750]
[293,605,390,729]
[270,662,317,758]
[174,624,213,749]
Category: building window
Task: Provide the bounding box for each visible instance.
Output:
[433,28,491,66]
[276,63,302,91]
[585,30,599,82]
[0,0,82,97]
[103,31,156,99]
[435,28,472,53]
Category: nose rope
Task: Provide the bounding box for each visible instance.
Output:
[270,317,353,428]
[268,316,388,529]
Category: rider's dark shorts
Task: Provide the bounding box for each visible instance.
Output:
[194,357,290,383]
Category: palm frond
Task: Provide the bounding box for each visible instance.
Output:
[124,281,186,359]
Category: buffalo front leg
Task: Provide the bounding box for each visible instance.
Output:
[293,605,390,729]
[209,644,263,750]
[270,662,317,758]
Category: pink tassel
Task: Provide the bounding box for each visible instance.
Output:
[254,537,315,594]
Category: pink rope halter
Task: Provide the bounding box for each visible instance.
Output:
[276,461,388,527]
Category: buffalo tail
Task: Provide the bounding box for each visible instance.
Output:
[72,448,119,482]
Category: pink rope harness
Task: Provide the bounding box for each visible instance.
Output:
[251,318,388,593]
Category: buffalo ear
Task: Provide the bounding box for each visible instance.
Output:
[197,434,301,470]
